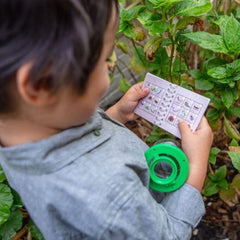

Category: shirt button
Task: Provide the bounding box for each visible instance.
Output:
[93,129,101,136]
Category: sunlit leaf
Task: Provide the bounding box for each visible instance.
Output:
[209,165,227,182]
[224,117,240,140]
[221,88,235,109]
[219,187,238,207]
[207,66,227,79]
[228,151,240,170]
[0,209,22,240]
[115,40,129,54]
[176,16,196,30]
[232,174,240,191]
[204,180,219,196]
[183,31,229,54]
[209,147,220,165]
[217,179,229,190]
[0,184,13,226]
[175,0,212,17]
[118,78,131,93]
[223,15,240,53]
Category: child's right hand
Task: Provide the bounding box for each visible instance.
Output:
[178,117,213,192]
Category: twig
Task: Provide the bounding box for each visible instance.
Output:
[12,225,28,240]
[168,34,175,82]
[117,58,138,83]
[126,0,141,10]
[116,64,125,78]
[131,39,145,66]
[208,163,214,174]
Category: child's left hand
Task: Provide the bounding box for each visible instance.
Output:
[106,82,150,124]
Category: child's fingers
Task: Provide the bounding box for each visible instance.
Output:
[196,116,208,130]
[178,119,192,138]
[130,83,149,100]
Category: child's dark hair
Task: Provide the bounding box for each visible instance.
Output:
[0,0,118,114]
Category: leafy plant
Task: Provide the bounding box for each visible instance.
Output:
[114,0,240,205]
[204,165,229,197]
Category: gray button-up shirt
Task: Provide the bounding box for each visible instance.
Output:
[0,109,205,240]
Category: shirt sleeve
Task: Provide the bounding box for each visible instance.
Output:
[101,182,205,240]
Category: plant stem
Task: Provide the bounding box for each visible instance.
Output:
[168,34,175,82]
[116,64,125,78]
[131,39,145,66]
[118,58,138,83]
[178,55,182,85]
[208,163,214,174]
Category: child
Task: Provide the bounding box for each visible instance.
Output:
[0,0,213,239]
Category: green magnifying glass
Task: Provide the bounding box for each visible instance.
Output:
[145,140,189,192]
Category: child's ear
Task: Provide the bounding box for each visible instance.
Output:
[16,63,56,106]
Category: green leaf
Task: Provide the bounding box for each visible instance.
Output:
[209,165,227,182]
[144,36,163,61]
[227,107,240,118]
[120,6,146,22]
[203,57,228,72]
[195,79,214,90]
[232,174,240,191]
[176,16,196,30]
[175,0,212,17]
[206,108,221,121]
[0,184,13,226]
[118,78,131,93]
[183,31,229,54]
[180,81,193,91]
[146,20,168,35]
[138,9,168,35]
[219,187,238,206]
[217,179,229,190]
[188,69,202,79]
[222,15,240,53]
[214,15,229,31]
[115,40,129,54]
[148,0,185,8]
[28,220,44,240]
[221,88,235,109]
[12,190,23,209]
[224,117,240,140]
[207,66,227,79]
[229,58,240,72]
[122,25,137,39]
[0,166,6,183]
[228,152,240,170]
[204,92,223,109]
[204,180,219,196]
[0,209,22,240]
[209,147,220,165]
[230,139,239,147]
[146,135,162,143]
[118,6,146,37]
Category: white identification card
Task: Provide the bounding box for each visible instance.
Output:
[134,73,210,139]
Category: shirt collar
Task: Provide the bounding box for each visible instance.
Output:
[0,110,112,175]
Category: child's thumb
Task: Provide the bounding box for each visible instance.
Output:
[178,119,191,138]
[131,86,149,101]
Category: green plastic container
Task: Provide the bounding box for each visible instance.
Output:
[145,141,189,192]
